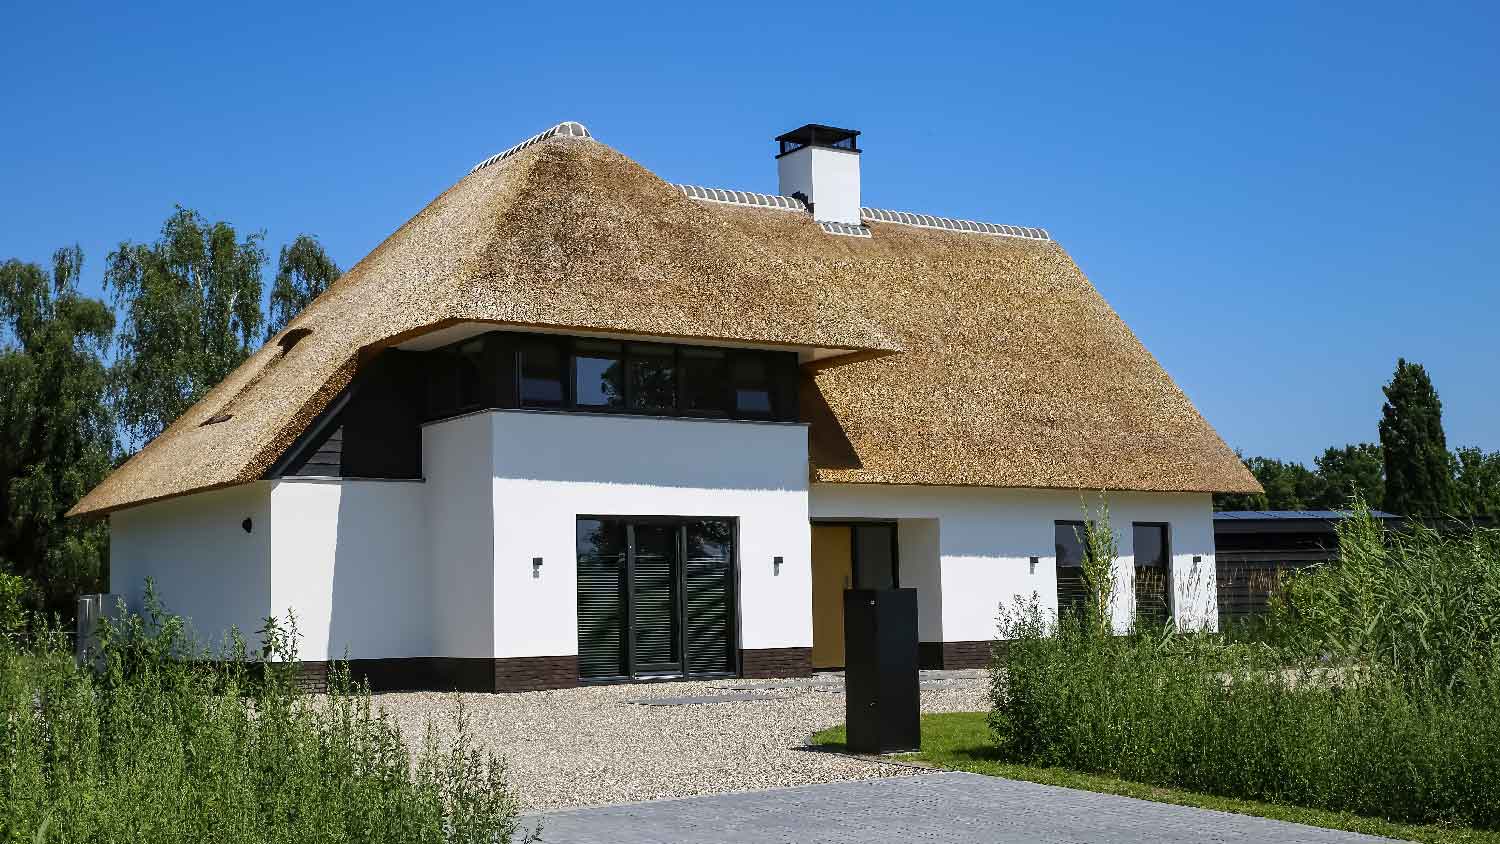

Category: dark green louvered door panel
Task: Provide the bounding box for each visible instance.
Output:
[630,524,682,674]
[684,520,735,675]
[575,517,737,681]
[576,519,628,679]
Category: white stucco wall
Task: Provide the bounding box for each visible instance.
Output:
[810,485,1218,640]
[487,411,812,658]
[109,483,273,650]
[424,413,496,658]
[268,478,429,660]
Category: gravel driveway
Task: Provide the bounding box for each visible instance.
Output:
[375,671,987,811]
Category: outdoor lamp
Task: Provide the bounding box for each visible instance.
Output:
[532,556,543,578]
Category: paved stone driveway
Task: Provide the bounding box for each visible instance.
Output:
[524,772,1401,843]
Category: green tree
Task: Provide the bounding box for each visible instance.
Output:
[1452,447,1500,520]
[104,207,265,449]
[0,247,115,615]
[1212,458,1332,512]
[1379,358,1457,517]
[1314,443,1385,510]
[266,234,340,339]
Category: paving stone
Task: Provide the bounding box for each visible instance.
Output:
[524,772,1400,844]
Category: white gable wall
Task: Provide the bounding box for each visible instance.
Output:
[487,411,813,658]
[267,478,429,660]
[109,482,273,651]
[810,484,1218,638]
[424,412,497,659]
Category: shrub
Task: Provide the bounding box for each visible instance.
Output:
[1277,504,1500,688]
[989,503,1500,829]
[0,587,531,843]
[0,572,26,642]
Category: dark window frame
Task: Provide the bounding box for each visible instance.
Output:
[571,338,625,410]
[1131,521,1173,625]
[426,330,798,423]
[1054,519,1091,622]
[576,514,741,683]
[516,335,570,409]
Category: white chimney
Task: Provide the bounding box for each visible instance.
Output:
[776,124,861,225]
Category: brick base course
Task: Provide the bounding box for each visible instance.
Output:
[494,655,580,692]
[740,647,814,678]
[290,656,579,694]
[291,648,826,693]
[918,641,994,670]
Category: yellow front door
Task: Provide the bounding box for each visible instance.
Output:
[811,525,853,669]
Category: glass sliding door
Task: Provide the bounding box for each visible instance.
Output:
[630,523,682,675]
[576,516,737,681]
[576,519,628,680]
[683,519,735,675]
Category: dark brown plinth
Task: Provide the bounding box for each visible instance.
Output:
[740,647,814,678]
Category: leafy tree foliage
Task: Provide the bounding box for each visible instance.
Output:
[1379,358,1457,517]
[1453,447,1500,520]
[0,247,115,614]
[104,207,265,449]
[266,234,340,339]
[1214,456,1326,511]
[1315,443,1385,510]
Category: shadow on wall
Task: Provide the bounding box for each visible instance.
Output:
[326,481,430,667]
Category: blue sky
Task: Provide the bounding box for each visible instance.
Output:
[2,1,1495,464]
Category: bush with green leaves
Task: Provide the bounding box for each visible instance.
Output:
[0,587,532,843]
[989,503,1500,829]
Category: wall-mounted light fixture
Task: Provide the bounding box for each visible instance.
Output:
[532,557,543,578]
[242,518,253,534]
[1029,556,1040,574]
[773,556,784,576]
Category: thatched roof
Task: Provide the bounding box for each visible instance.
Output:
[71,122,1256,517]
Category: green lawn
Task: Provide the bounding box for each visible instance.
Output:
[809,712,1499,844]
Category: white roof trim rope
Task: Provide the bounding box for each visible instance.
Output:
[818,221,872,238]
[672,182,1048,241]
[672,184,807,212]
[471,121,591,173]
[860,207,1049,241]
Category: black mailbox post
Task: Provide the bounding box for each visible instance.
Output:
[843,588,920,754]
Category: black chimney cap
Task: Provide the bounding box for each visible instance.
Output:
[776,124,860,157]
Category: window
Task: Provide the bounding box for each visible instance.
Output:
[629,344,676,412]
[422,331,798,423]
[574,340,623,409]
[853,524,898,589]
[1055,520,1089,622]
[1133,523,1171,629]
[679,348,727,414]
[519,340,565,407]
[731,354,773,415]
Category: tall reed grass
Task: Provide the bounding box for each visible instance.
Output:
[989,505,1500,829]
[0,589,530,843]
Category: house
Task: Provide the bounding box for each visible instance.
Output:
[70,121,1260,691]
[1213,509,1399,626]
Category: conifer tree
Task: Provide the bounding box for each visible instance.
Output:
[1379,358,1456,517]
